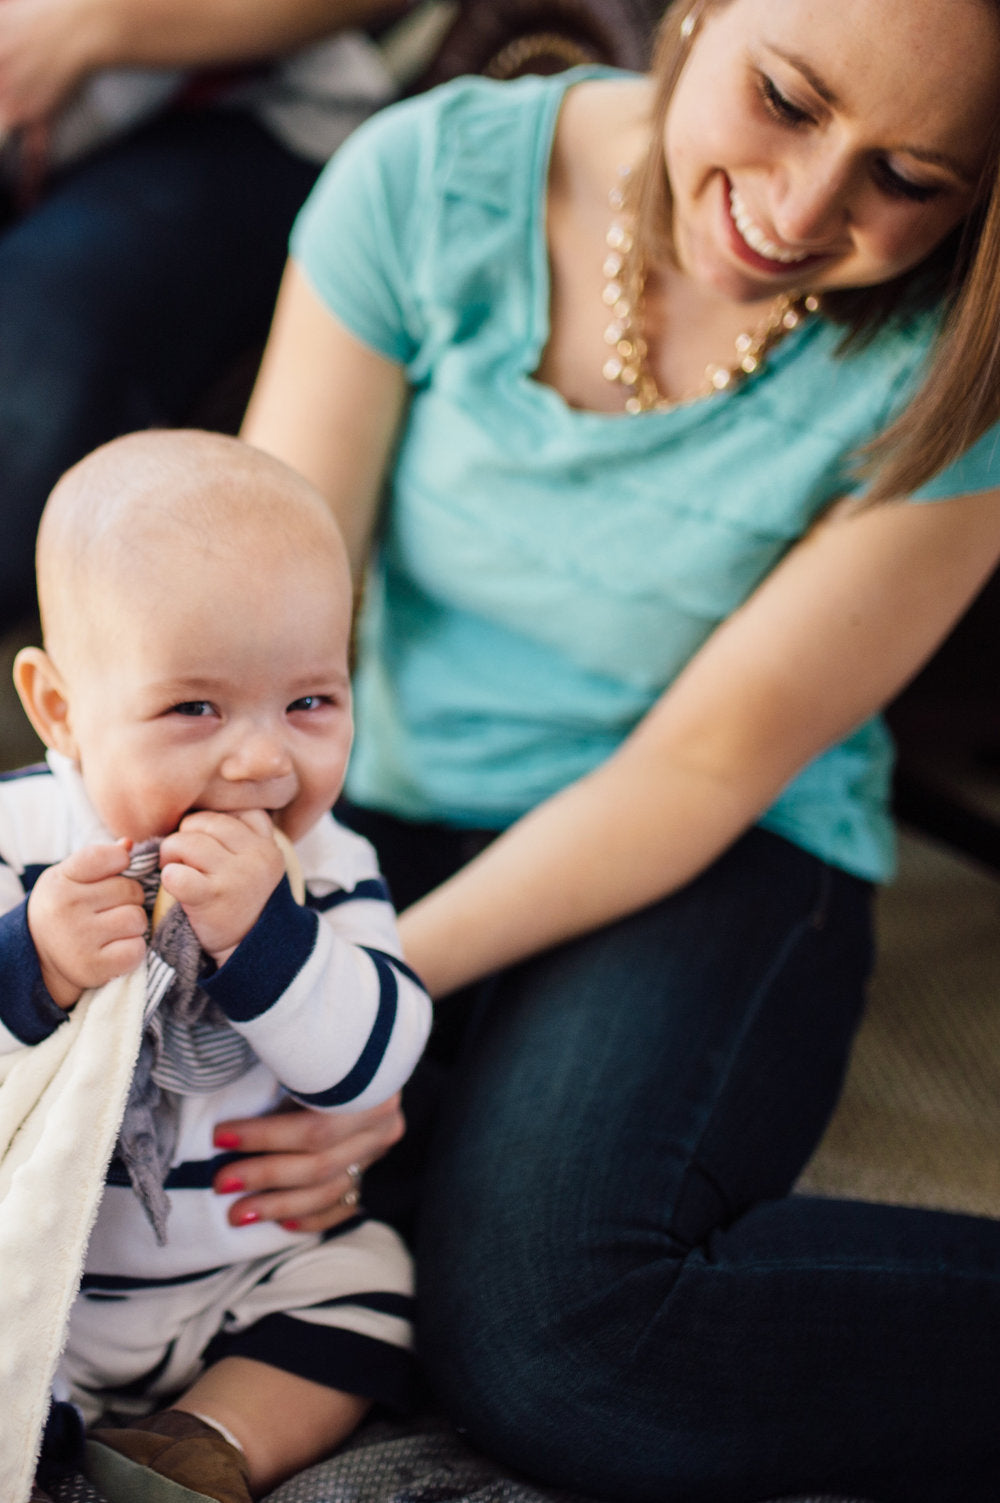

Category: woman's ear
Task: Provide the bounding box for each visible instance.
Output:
[12,647,77,759]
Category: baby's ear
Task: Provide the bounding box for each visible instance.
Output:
[12,647,77,759]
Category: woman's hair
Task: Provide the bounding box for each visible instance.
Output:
[636,0,1000,500]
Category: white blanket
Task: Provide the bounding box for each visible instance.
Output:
[0,966,146,1503]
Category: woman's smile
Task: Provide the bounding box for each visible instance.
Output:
[727,184,818,267]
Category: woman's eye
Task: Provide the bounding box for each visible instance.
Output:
[759,75,813,128]
[872,160,940,204]
[171,701,214,718]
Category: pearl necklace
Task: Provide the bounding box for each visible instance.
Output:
[601,167,818,414]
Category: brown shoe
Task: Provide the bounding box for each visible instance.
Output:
[84,1409,253,1503]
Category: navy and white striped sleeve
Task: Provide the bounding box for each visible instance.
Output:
[0,765,69,1054]
[201,815,431,1111]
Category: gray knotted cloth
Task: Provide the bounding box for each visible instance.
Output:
[116,839,256,1244]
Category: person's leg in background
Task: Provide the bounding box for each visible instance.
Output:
[0,106,318,630]
[413,826,1000,1503]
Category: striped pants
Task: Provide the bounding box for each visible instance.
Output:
[63,1217,414,1425]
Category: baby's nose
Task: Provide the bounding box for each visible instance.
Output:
[222,728,292,781]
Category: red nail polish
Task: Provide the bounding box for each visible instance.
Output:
[234,1208,259,1226]
[217,1177,245,1195]
[214,1130,241,1149]
[281,1219,301,1233]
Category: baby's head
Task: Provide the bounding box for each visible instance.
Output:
[15,429,354,843]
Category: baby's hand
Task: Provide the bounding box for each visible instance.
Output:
[27,839,147,1009]
[158,810,285,966]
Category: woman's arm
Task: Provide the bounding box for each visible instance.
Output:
[400,487,1000,997]
[0,0,411,130]
[78,0,411,71]
[243,262,408,586]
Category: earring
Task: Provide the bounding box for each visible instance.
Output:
[680,2,705,40]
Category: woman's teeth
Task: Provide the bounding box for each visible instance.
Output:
[729,187,812,264]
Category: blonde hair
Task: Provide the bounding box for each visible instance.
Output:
[635,0,1000,501]
[37,429,351,666]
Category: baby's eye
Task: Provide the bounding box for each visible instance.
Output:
[170,700,215,718]
[288,694,331,713]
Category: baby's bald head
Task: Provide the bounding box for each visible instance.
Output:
[18,429,356,844]
[37,429,351,670]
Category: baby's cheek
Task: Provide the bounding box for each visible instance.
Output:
[271,801,314,846]
[84,783,149,844]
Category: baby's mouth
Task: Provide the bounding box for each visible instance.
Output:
[184,801,284,818]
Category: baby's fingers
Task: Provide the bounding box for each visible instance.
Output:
[160,826,279,885]
[197,807,274,842]
[158,857,214,908]
[170,809,273,857]
[100,896,150,941]
[82,897,149,967]
[59,838,134,884]
[28,861,145,939]
[93,932,148,982]
[93,875,148,914]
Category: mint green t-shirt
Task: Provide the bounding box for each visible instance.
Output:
[292,70,1000,882]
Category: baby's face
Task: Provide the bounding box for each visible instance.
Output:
[62,541,353,845]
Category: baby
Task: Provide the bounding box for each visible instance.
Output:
[0,430,431,1503]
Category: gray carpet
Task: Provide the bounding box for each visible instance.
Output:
[798,830,1000,1217]
[47,1416,873,1503]
[262,1416,873,1503]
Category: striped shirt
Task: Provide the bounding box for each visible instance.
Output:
[0,753,431,1281]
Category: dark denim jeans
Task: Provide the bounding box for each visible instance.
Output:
[342,805,1000,1503]
[0,106,318,629]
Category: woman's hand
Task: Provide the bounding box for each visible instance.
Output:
[0,0,107,130]
[212,1094,405,1234]
[0,0,414,133]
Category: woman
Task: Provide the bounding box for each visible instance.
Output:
[225,0,1000,1497]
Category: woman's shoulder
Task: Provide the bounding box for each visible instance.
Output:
[404,64,624,123]
[337,66,627,186]
[291,69,628,368]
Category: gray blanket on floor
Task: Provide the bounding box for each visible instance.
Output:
[49,1413,875,1503]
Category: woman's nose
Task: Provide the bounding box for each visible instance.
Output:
[772,156,852,247]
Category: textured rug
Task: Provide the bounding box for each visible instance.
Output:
[798,830,1000,1217]
[43,1413,877,1503]
[265,1416,873,1503]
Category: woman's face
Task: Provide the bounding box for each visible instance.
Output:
[663,0,1000,304]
